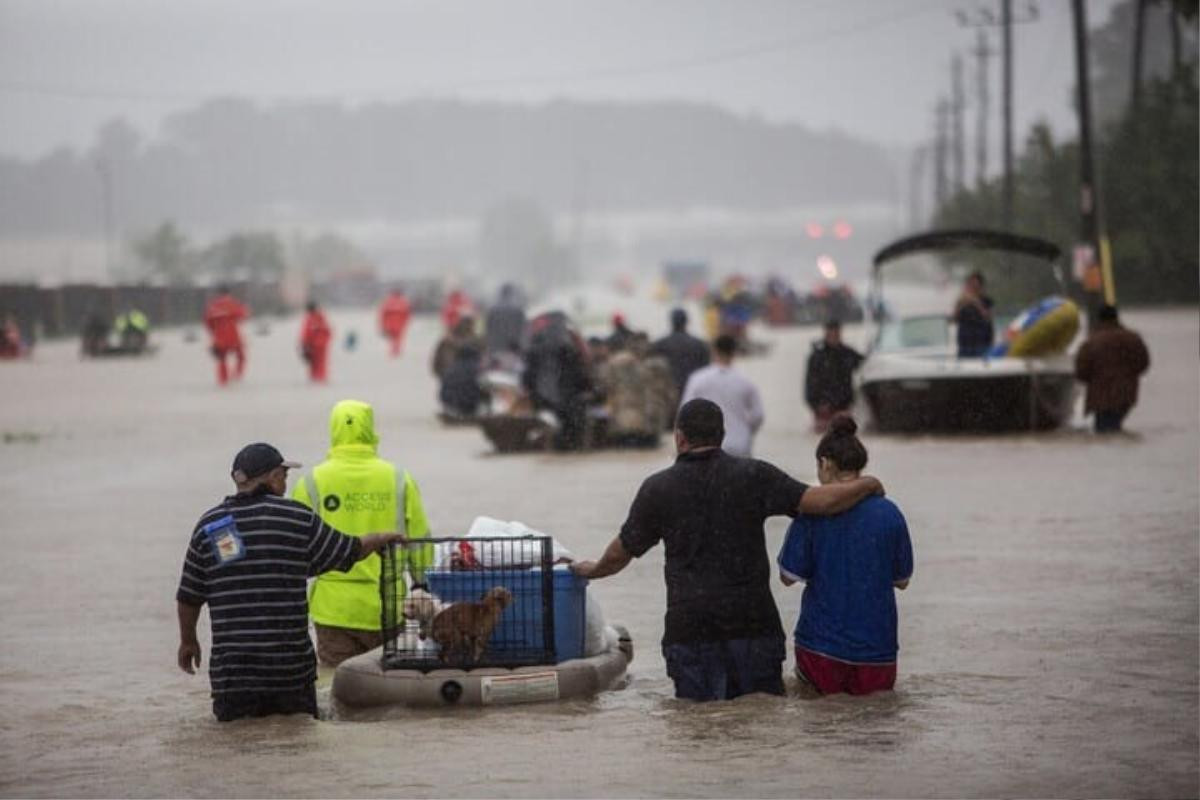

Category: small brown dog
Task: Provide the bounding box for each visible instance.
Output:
[430,586,513,664]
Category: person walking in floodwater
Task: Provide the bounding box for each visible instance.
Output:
[804,320,863,432]
[680,334,764,457]
[299,301,332,383]
[176,442,405,721]
[570,398,883,702]
[378,288,411,358]
[204,286,249,385]
[952,271,994,358]
[778,415,912,696]
[1074,304,1150,434]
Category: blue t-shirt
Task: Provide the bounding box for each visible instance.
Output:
[777,495,913,664]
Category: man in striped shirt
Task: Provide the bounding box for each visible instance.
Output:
[177,442,405,722]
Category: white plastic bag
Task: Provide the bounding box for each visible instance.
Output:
[459,516,574,565]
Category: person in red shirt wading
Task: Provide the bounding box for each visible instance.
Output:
[204,286,250,386]
[378,288,411,357]
[299,301,332,383]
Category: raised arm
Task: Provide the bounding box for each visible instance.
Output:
[569,536,632,580]
[797,476,883,516]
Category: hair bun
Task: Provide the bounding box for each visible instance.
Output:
[828,413,858,436]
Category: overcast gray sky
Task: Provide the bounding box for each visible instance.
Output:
[1,0,1120,161]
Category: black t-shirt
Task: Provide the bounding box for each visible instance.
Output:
[955,295,995,356]
[804,342,864,410]
[618,449,807,646]
[651,331,711,393]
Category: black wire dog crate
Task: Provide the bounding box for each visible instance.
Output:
[381,536,572,672]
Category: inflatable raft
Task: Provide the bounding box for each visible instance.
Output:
[990,296,1080,358]
[332,624,633,708]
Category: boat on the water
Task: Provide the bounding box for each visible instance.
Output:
[858,229,1080,433]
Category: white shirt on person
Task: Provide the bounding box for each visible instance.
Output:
[680,363,765,457]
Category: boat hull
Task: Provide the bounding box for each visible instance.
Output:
[861,368,1076,432]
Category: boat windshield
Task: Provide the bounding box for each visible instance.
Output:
[871,244,1065,353]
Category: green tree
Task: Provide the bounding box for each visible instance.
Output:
[934,5,1198,305]
[132,220,192,285]
[202,231,286,284]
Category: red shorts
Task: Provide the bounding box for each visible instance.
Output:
[795,646,896,696]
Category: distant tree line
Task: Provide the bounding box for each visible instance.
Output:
[0,99,896,237]
[129,222,369,287]
[934,0,1198,304]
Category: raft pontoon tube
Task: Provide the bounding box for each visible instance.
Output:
[332,625,633,708]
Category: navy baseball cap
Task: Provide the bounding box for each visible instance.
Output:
[231,442,301,482]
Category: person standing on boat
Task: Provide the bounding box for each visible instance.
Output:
[952,271,994,358]
[778,415,913,696]
[1074,305,1150,434]
[569,398,884,702]
[176,442,406,721]
[804,320,864,432]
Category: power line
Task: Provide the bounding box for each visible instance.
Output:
[0,2,948,106]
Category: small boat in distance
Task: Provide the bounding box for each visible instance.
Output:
[858,229,1079,433]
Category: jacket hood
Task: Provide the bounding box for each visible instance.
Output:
[328,399,380,449]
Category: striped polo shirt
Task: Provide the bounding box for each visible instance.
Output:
[177,488,360,696]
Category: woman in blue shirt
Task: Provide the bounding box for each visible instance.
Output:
[778,414,913,695]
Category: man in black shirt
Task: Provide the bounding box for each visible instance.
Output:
[651,307,711,398]
[804,320,864,432]
[570,399,883,701]
[176,442,405,722]
[953,271,995,357]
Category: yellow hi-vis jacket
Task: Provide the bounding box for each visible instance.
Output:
[292,399,432,631]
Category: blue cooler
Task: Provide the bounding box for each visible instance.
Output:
[426,567,587,663]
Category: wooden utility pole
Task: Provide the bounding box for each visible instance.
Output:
[971,30,994,186]
[952,53,967,192]
[909,145,929,229]
[1000,0,1014,229]
[957,2,1039,229]
[1071,0,1112,313]
[934,98,951,209]
[1131,0,1148,113]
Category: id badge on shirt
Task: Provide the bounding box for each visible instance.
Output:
[203,515,246,565]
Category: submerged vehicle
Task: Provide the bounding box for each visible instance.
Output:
[858,230,1079,433]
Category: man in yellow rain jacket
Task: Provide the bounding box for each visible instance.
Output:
[292,399,433,666]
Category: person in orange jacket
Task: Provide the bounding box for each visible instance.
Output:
[299,301,332,383]
[378,288,411,357]
[204,286,250,385]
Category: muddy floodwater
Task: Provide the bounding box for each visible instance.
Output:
[0,305,1196,798]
